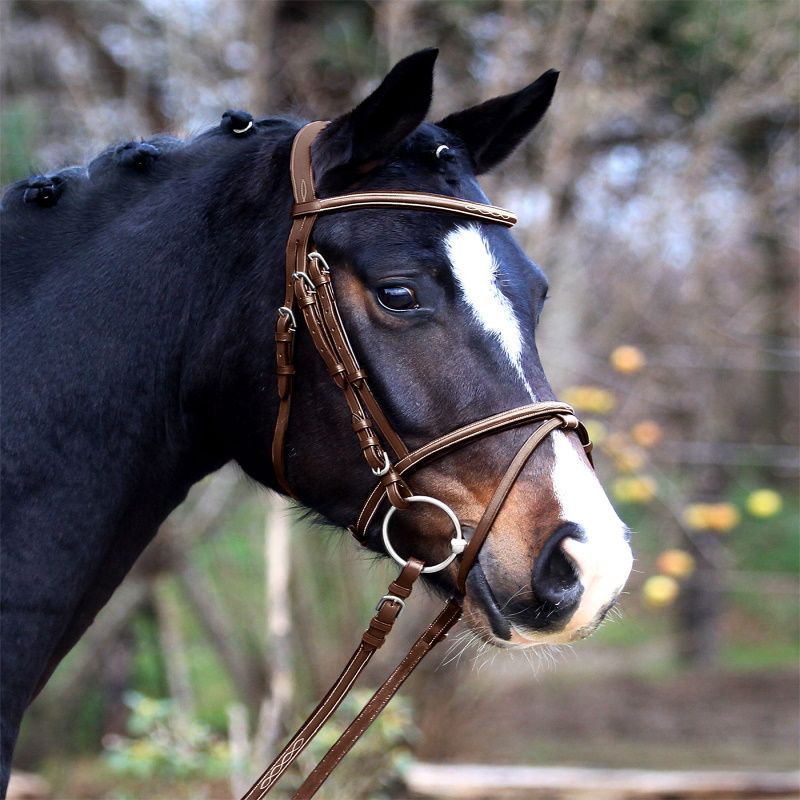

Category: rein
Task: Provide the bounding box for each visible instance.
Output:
[243,122,592,799]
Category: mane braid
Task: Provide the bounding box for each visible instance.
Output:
[1,115,299,213]
[1,116,305,293]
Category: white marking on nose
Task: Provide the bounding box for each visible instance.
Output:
[445,224,535,400]
[550,431,633,633]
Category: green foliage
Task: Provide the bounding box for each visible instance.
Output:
[101,688,415,798]
[294,690,417,799]
[104,692,230,780]
[130,615,168,699]
[0,101,37,184]
[728,479,800,574]
[636,0,797,113]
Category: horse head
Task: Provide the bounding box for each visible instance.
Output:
[269,50,633,647]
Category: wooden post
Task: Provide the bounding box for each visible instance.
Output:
[250,495,294,768]
[153,577,196,723]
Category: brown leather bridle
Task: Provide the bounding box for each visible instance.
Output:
[243,122,593,800]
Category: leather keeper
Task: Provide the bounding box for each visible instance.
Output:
[347,368,368,383]
[361,632,385,649]
[351,415,374,433]
[369,618,392,634]
[297,293,316,308]
[381,468,409,491]
[384,472,412,510]
[388,580,413,599]
[276,364,295,376]
[360,435,382,452]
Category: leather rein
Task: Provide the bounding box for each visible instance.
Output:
[243,122,592,800]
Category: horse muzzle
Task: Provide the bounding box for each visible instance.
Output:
[464,521,633,647]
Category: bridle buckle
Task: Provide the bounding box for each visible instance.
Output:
[371,451,391,477]
[307,251,331,273]
[277,306,297,331]
[292,270,317,293]
[376,594,405,616]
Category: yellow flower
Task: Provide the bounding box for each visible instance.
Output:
[705,503,740,532]
[643,575,679,608]
[610,345,646,374]
[612,475,657,503]
[682,502,740,532]
[631,420,663,448]
[746,489,783,518]
[655,548,695,578]
[562,385,616,415]
[683,503,708,529]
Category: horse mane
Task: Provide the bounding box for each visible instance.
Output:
[2,115,300,205]
[0,116,300,294]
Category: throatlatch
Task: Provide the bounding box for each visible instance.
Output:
[243,122,592,800]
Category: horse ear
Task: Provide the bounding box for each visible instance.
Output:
[437,69,559,175]
[312,48,437,188]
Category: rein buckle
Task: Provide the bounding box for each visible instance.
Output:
[376,594,406,617]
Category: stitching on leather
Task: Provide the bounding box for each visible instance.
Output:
[251,646,371,797]
[355,405,574,533]
[297,607,459,791]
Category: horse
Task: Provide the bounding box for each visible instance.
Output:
[0,48,633,795]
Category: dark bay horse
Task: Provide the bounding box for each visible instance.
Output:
[0,49,632,791]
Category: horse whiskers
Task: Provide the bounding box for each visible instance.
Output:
[472,638,497,675]
[475,647,499,676]
[439,629,482,669]
[499,584,533,613]
[440,630,472,663]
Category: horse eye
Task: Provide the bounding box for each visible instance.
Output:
[376,286,419,311]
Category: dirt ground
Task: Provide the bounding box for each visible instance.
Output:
[415,668,799,771]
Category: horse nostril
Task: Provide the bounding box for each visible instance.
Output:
[532,523,584,608]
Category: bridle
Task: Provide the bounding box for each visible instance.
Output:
[243,122,592,800]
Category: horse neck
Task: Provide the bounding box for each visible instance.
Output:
[0,128,299,752]
[4,131,295,545]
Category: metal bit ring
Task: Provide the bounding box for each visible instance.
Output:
[382,495,466,574]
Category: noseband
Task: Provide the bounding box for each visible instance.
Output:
[244,122,592,800]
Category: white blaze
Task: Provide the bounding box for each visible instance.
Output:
[445,223,632,643]
[551,431,633,633]
[445,224,535,399]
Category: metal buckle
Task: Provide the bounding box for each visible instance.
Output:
[382,495,466,574]
[375,594,405,616]
[307,251,331,273]
[277,306,297,330]
[291,271,317,293]
[371,451,391,477]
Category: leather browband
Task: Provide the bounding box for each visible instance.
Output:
[293,192,517,226]
[248,122,594,799]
